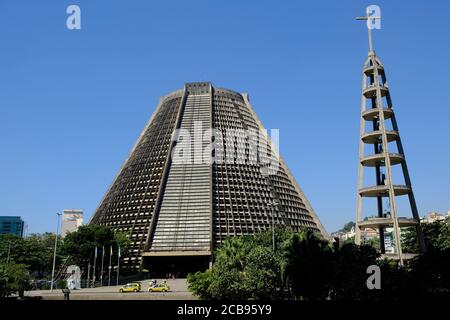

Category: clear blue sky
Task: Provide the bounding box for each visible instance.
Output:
[0,1,449,235]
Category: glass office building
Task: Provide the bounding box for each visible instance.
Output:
[0,216,25,237]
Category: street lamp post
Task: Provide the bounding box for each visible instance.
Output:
[267,201,279,251]
[100,246,105,287]
[108,246,112,286]
[6,241,11,266]
[50,212,62,292]
[87,262,91,288]
[92,246,97,288]
[116,246,121,287]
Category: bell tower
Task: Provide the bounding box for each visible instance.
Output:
[355,7,426,265]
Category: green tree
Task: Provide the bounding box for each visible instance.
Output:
[23,233,63,278]
[207,262,248,300]
[402,219,450,252]
[0,261,31,298]
[187,227,450,300]
[342,235,355,245]
[252,227,295,270]
[244,246,281,299]
[60,225,129,267]
[330,243,379,300]
[362,237,380,251]
[0,234,23,264]
[408,249,450,297]
[187,269,213,299]
[187,229,291,300]
[215,236,251,271]
[376,258,413,300]
[284,230,333,300]
[401,227,420,253]
[436,220,450,250]
[206,236,251,299]
[0,233,61,279]
[341,221,355,232]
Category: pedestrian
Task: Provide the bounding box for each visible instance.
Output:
[62,287,71,301]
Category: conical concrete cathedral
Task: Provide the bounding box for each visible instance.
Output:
[90,82,327,274]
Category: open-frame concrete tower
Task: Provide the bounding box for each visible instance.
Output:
[355,11,426,264]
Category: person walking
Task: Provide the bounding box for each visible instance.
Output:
[62,287,71,301]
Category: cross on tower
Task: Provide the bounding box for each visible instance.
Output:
[356,6,381,52]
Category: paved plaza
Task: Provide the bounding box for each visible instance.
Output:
[25,278,196,300]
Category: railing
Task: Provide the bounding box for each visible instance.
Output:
[365,83,388,89]
[81,273,146,288]
[28,273,148,290]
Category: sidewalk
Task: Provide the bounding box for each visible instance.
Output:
[25,278,196,300]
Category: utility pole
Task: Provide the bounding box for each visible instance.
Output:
[116,246,121,286]
[100,246,105,287]
[92,246,97,287]
[108,245,112,286]
[87,261,90,288]
[50,212,62,292]
[6,241,11,266]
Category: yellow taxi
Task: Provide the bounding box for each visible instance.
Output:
[148,283,170,292]
[119,283,141,293]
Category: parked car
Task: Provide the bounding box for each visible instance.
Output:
[119,283,141,293]
[148,283,170,292]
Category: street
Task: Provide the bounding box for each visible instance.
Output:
[24,278,196,300]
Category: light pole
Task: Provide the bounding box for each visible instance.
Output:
[50,212,62,292]
[116,246,120,286]
[108,246,112,286]
[92,246,97,287]
[6,241,11,266]
[267,201,279,251]
[87,262,91,288]
[100,246,105,287]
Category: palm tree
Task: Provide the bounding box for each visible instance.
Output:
[284,230,333,300]
[216,237,248,271]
